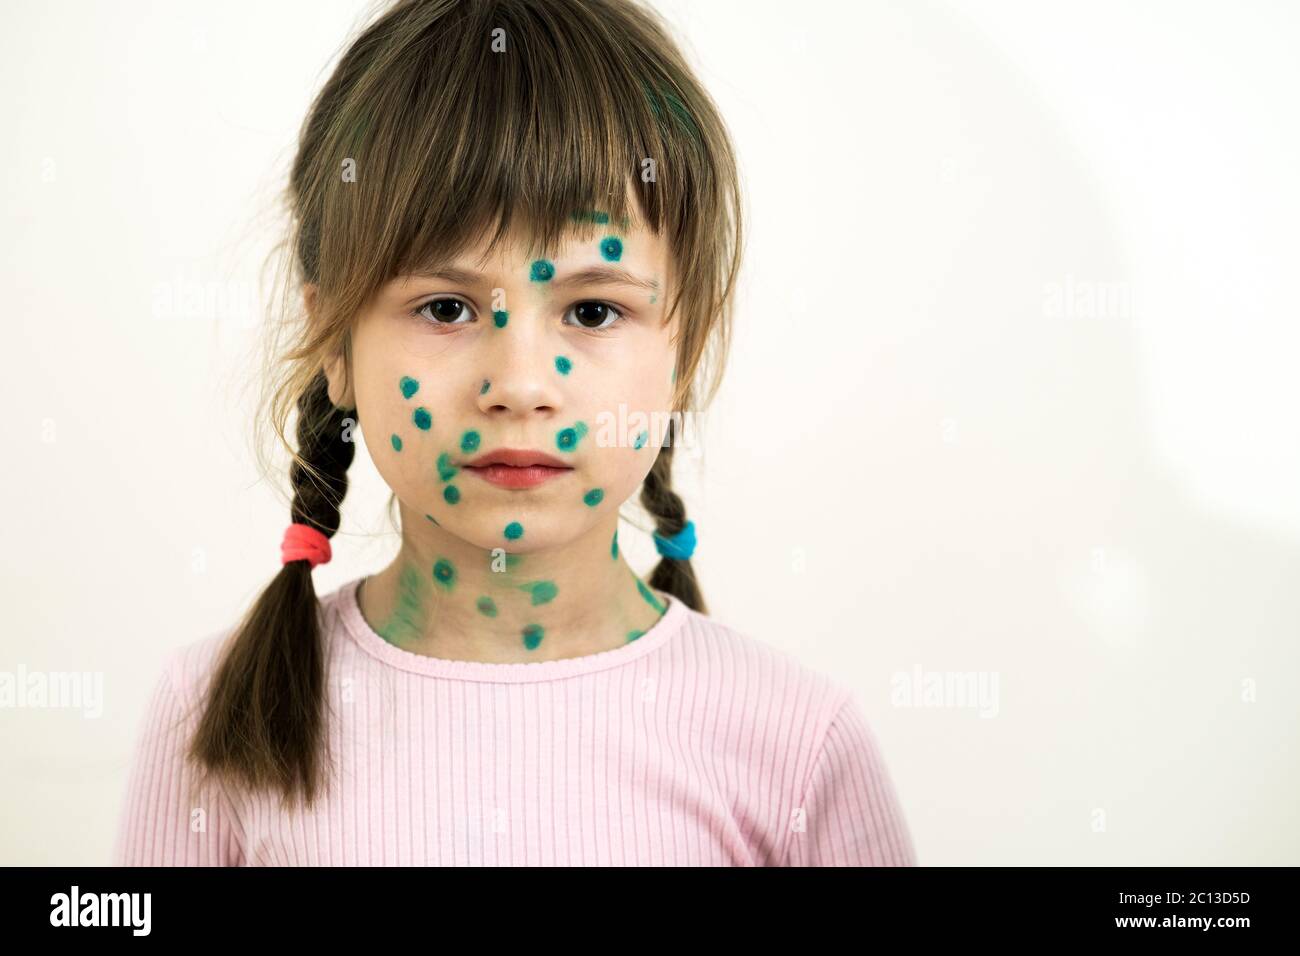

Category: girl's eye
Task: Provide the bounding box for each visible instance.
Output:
[413,297,474,326]
[564,301,625,332]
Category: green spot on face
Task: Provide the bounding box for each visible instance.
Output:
[444,484,460,504]
[522,624,545,650]
[437,452,458,482]
[476,596,498,618]
[504,521,523,540]
[460,430,480,453]
[530,260,555,282]
[425,513,439,526]
[599,236,623,262]
[400,376,419,399]
[583,488,604,507]
[480,379,491,395]
[633,430,648,450]
[493,310,508,328]
[413,407,432,430]
[611,529,618,559]
[391,434,403,452]
[554,355,572,375]
[570,210,611,225]
[626,629,645,642]
[555,420,589,452]
[432,558,456,591]
[519,580,558,606]
[670,366,677,384]
[637,578,667,614]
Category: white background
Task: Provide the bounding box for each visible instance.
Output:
[1,0,1297,864]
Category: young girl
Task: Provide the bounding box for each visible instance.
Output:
[112,0,916,866]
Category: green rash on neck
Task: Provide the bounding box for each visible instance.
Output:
[444,485,460,504]
[432,558,456,591]
[460,430,480,453]
[626,629,644,642]
[437,452,459,481]
[599,236,623,262]
[529,260,555,282]
[518,580,558,605]
[493,310,508,328]
[504,521,523,540]
[391,434,403,452]
[611,529,618,559]
[476,595,498,617]
[583,488,604,507]
[554,355,572,375]
[399,376,419,399]
[633,430,648,450]
[636,578,667,614]
[491,549,525,573]
[480,379,491,395]
[375,564,429,646]
[522,623,545,650]
[413,407,432,430]
[555,420,589,452]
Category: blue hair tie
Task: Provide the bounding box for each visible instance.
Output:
[653,520,696,560]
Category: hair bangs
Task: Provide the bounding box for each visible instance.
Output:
[303,0,715,313]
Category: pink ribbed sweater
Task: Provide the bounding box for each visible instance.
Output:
[112,576,917,866]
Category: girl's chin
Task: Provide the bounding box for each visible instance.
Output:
[431,519,606,556]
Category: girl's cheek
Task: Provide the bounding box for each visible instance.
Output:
[386,373,432,456]
[381,373,458,498]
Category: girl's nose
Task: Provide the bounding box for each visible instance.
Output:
[474,306,564,419]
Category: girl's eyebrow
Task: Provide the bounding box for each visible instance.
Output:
[551,266,658,292]
[403,264,658,292]
[394,266,486,306]
[404,266,485,287]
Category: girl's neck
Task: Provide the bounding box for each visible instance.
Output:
[356,506,668,663]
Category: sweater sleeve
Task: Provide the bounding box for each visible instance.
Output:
[111,661,244,866]
[782,694,918,866]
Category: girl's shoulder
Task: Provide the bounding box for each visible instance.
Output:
[665,600,858,723]
[154,622,240,715]
[161,585,352,706]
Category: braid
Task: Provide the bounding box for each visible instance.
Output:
[639,418,708,614]
[290,373,356,538]
[191,371,355,808]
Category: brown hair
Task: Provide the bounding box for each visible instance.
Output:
[192,0,743,808]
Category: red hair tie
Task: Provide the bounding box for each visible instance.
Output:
[281,522,332,568]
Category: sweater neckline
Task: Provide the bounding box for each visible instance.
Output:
[333,575,688,682]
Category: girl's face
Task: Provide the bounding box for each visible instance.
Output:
[325,215,677,554]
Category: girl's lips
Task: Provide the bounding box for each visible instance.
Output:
[463,463,573,489]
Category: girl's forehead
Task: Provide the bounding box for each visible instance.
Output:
[384,188,676,295]
[452,218,666,272]
[381,217,670,302]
